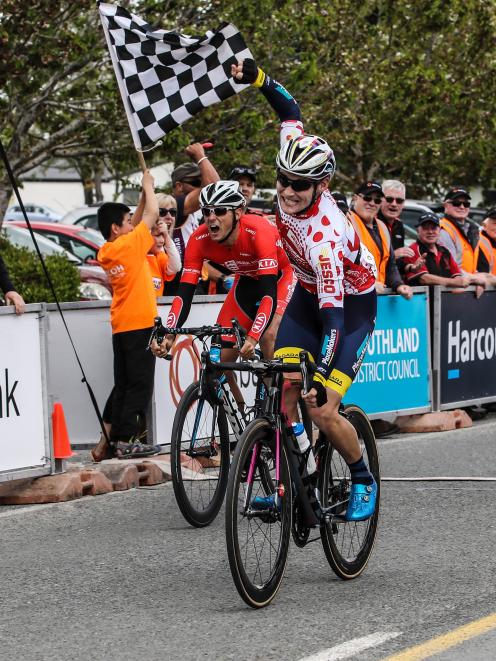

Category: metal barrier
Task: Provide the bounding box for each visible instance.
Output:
[0,304,52,482]
[8,285,492,453]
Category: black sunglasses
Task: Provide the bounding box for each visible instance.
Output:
[450,200,470,208]
[360,194,383,205]
[277,171,315,192]
[385,196,405,204]
[201,206,232,218]
[159,207,177,217]
[182,178,202,188]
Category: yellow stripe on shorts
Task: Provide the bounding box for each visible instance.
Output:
[274,347,315,364]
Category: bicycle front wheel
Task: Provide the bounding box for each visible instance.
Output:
[170,382,230,527]
[320,404,380,579]
[226,419,292,608]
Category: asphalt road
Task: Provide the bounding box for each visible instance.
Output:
[1,418,496,661]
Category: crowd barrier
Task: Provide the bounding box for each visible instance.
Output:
[0,304,52,483]
[2,286,495,479]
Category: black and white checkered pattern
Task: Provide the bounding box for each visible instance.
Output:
[98,2,252,149]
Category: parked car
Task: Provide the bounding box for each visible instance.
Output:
[400,201,435,229]
[60,204,102,230]
[10,221,105,265]
[61,204,136,231]
[4,203,62,222]
[1,224,111,300]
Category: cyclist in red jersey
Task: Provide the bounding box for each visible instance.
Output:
[153,180,293,406]
[232,59,378,521]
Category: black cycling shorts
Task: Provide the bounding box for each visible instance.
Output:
[274,282,376,397]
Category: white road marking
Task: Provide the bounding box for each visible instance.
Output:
[298,631,402,661]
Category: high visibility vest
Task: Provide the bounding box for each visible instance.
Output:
[350,211,390,284]
[475,234,496,275]
[440,218,476,273]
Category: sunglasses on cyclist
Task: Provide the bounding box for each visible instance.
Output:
[277,171,315,192]
[201,206,232,218]
[449,200,470,208]
[359,194,383,205]
[159,207,177,217]
[384,196,405,204]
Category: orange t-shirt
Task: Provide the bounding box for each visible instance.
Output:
[98,222,157,333]
[146,251,175,297]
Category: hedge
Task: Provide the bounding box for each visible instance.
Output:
[0,235,80,303]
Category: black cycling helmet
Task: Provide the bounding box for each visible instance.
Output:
[229,166,257,182]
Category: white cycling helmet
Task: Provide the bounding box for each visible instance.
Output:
[276,134,336,180]
[199,180,246,209]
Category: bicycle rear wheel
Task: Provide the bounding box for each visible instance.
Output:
[226,419,292,608]
[319,404,380,579]
[170,382,230,527]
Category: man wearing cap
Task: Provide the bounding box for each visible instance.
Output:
[230,165,258,209]
[349,180,413,299]
[475,208,496,278]
[402,212,471,288]
[165,143,220,295]
[438,187,481,276]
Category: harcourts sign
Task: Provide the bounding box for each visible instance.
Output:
[439,289,496,407]
[344,291,430,416]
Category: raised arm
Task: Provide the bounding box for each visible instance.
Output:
[140,170,159,230]
[182,143,220,216]
[231,59,303,145]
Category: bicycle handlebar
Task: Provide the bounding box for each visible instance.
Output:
[147,317,246,351]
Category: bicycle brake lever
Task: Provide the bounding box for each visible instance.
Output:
[299,351,310,395]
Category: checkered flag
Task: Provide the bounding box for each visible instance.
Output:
[98,2,253,150]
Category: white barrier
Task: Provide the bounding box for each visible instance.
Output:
[0,305,52,482]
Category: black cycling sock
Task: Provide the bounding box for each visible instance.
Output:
[348,455,374,485]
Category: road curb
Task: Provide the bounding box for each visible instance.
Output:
[0,456,172,505]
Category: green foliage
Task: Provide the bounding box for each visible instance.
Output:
[0,236,80,303]
[1,0,496,206]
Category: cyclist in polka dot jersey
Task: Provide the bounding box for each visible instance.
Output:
[232,59,378,522]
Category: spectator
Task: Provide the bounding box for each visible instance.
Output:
[93,170,161,460]
[331,191,350,215]
[402,212,471,288]
[475,208,496,279]
[165,143,220,295]
[230,165,258,209]
[378,179,414,267]
[147,195,181,296]
[349,181,413,299]
[0,254,25,314]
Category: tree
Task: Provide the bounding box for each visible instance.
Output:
[2,0,496,224]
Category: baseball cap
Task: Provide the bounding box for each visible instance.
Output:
[355,181,384,197]
[485,207,496,219]
[331,191,349,214]
[416,212,440,227]
[444,186,471,201]
[230,166,256,182]
[171,162,201,186]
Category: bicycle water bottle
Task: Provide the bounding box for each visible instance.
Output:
[292,422,316,475]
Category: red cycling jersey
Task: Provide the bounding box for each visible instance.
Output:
[167,214,292,341]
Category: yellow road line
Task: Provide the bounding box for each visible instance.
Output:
[382,612,496,660]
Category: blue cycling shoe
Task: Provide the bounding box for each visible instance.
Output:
[345,480,377,521]
[250,493,280,511]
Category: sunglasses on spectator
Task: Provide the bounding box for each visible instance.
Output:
[385,196,405,204]
[201,207,232,218]
[159,207,177,217]
[359,194,383,205]
[449,200,470,208]
[277,171,315,192]
[182,178,202,187]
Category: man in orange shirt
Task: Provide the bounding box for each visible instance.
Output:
[95,170,161,459]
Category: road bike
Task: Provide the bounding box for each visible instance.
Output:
[149,317,266,527]
[222,352,380,608]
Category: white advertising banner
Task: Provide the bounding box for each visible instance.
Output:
[0,309,49,475]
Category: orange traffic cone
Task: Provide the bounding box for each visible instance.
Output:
[52,402,74,459]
